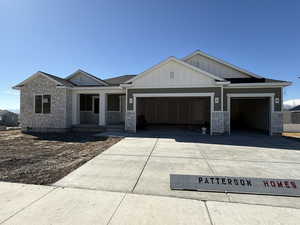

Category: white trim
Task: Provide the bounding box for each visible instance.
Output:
[221,86,224,111]
[182,50,263,79]
[65,69,109,86]
[72,93,79,125]
[99,93,107,126]
[125,57,224,84]
[227,93,275,136]
[227,82,292,88]
[281,87,283,111]
[123,84,224,89]
[72,86,123,90]
[132,92,215,135]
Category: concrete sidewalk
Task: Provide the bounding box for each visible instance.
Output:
[1,182,300,225]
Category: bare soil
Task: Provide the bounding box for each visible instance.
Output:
[283,132,300,139]
[0,130,121,185]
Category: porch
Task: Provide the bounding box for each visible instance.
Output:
[71,92,126,130]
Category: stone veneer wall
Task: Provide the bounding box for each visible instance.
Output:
[20,75,69,132]
[223,111,230,134]
[271,112,283,134]
[107,111,123,124]
[125,111,136,132]
[211,111,225,134]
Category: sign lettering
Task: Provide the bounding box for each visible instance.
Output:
[170,174,300,197]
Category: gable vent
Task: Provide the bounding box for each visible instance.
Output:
[170,72,175,79]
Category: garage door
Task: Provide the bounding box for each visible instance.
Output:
[136,97,210,126]
[230,97,270,134]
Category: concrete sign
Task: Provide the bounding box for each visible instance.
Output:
[170,174,300,197]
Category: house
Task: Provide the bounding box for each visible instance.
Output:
[0,110,19,126]
[13,50,291,135]
[284,105,300,124]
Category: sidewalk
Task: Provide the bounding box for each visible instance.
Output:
[1,182,299,225]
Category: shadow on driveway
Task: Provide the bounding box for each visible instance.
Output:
[99,129,300,151]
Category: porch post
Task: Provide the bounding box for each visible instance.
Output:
[72,93,79,125]
[99,93,106,126]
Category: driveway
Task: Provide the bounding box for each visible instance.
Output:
[55,131,300,209]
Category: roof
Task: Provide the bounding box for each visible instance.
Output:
[225,78,288,84]
[290,105,300,111]
[0,110,18,116]
[65,69,109,86]
[105,75,136,86]
[39,72,75,87]
[13,71,75,89]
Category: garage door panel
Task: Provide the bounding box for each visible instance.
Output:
[137,97,210,126]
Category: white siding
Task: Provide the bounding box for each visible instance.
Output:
[184,54,250,79]
[69,72,104,86]
[133,60,216,88]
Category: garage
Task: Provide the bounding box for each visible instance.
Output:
[136,97,211,132]
[230,97,271,134]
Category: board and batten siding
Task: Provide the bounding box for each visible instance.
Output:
[132,60,216,88]
[223,88,282,111]
[127,87,222,111]
[184,54,251,79]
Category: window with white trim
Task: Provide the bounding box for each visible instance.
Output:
[35,95,51,114]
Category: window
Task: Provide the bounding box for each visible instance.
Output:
[93,97,99,114]
[107,95,120,111]
[35,95,51,114]
[80,94,93,111]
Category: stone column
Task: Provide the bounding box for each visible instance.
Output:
[223,111,230,134]
[211,111,225,135]
[99,93,106,126]
[125,111,136,132]
[271,112,283,135]
[72,93,79,125]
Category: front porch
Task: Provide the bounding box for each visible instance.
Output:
[72,91,126,130]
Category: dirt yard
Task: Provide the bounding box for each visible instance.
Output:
[283,132,300,139]
[0,130,121,185]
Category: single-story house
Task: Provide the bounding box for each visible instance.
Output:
[13,50,291,135]
[0,110,19,127]
[284,105,300,124]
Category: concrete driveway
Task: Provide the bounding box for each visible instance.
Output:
[55,131,300,209]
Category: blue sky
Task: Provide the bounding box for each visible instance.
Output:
[0,0,299,110]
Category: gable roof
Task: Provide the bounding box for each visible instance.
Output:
[40,72,75,87]
[13,71,75,89]
[125,56,225,84]
[290,105,300,111]
[0,109,18,116]
[182,50,262,79]
[65,69,109,86]
[105,75,136,86]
